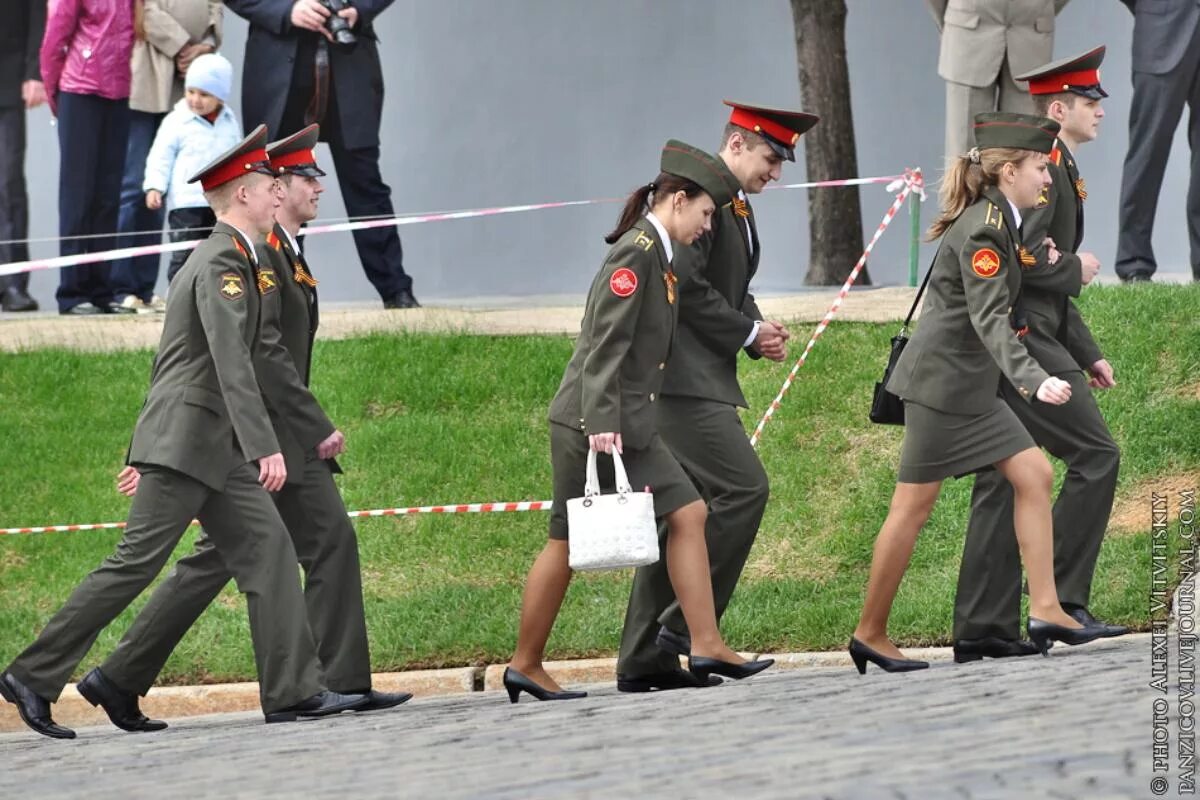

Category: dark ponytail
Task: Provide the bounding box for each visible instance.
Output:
[603,172,708,244]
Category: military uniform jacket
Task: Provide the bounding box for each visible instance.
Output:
[928,0,1068,88]
[254,224,337,484]
[887,187,1051,414]
[548,217,678,450]
[1018,138,1104,375]
[661,162,763,408]
[128,222,280,491]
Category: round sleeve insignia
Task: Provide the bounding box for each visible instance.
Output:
[609,267,638,297]
[971,248,1001,279]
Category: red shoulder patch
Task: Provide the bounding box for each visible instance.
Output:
[266,231,283,251]
[610,267,638,297]
[1049,147,1062,166]
[971,248,1001,279]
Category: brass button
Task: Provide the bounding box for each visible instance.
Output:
[658,362,665,370]
[1019,387,1029,396]
[649,393,656,402]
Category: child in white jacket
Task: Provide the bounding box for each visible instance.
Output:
[142,53,243,282]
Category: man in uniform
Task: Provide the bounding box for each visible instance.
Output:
[615,102,817,693]
[0,127,367,739]
[953,47,1128,665]
[80,125,412,734]
[927,0,1070,158]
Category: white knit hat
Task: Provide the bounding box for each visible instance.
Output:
[185,53,233,104]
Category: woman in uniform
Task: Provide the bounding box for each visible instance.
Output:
[849,112,1104,674]
[503,141,774,702]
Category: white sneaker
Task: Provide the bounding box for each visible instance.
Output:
[147,295,167,313]
[118,295,150,313]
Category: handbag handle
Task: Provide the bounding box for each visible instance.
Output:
[584,448,634,498]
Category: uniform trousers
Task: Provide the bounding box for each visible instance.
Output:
[954,370,1120,641]
[99,458,372,696]
[617,396,769,675]
[5,463,323,713]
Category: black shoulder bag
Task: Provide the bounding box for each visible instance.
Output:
[869,254,936,426]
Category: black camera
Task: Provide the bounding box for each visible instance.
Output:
[321,0,356,46]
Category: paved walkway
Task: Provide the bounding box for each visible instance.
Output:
[0,635,1150,799]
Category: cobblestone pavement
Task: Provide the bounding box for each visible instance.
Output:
[0,635,1154,799]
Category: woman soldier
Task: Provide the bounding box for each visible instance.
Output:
[849,112,1105,674]
[504,141,774,702]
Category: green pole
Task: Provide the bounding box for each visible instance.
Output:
[907,188,922,287]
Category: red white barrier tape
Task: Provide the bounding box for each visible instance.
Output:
[0,500,555,536]
[0,173,910,277]
[748,168,925,448]
[2,168,921,535]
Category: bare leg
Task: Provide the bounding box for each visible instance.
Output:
[508,540,572,691]
[664,500,744,664]
[994,448,1081,629]
[853,481,942,659]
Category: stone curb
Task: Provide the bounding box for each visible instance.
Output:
[2,635,1149,733]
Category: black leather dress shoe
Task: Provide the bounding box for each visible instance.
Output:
[76,668,167,732]
[0,671,76,739]
[352,689,413,712]
[1,286,38,312]
[383,289,421,309]
[264,690,370,723]
[1065,605,1130,638]
[656,625,691,656]
[616,668,721,693]
[953,637,1041,663]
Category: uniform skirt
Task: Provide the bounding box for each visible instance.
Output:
[547,422,701,540]
[897,397,1036,484]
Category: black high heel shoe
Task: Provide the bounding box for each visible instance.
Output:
[1027,617,1105,656]
[687,655,774,683]
[848,637,929,675]
[502,667,588,704]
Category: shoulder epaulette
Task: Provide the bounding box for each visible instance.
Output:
[232,237,250,262]
[266,231,283,251]
[1049,146,1062,166]
[983,202,1004,231]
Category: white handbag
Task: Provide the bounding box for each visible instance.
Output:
[566,448,660,571]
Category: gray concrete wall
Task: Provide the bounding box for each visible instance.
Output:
[15,0,1190,307]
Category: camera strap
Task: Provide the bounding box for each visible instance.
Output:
[305,38,330,127]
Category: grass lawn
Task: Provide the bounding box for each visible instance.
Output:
[0,284,1197,684]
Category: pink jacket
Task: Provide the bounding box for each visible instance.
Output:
[40,0,135,112]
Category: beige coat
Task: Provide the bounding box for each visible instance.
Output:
[927,0,1069,88]
[130,0,222,113]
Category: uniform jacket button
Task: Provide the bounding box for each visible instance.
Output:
[649,393,656,402]
[658,362,665,370]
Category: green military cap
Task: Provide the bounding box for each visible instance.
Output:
[267,123,327,178]
[660,140,736,209]
[972,112,1061,154]
[724,100,820,162]
[188,123,273,190]
[1015,45,1108,101]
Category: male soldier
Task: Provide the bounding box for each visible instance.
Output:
[0,127,366,739]
[953,47,1128,664]
[80,125,411,734]
[616,102,816,692]
[927,0,1070,158]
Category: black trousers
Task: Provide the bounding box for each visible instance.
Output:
[54,92,130,312]
[164,206,217,283]
[0,106,30,295]
[278,53,413,302]
[1116,20,1200,280]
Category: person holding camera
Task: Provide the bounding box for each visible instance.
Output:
[224,0,419,309]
